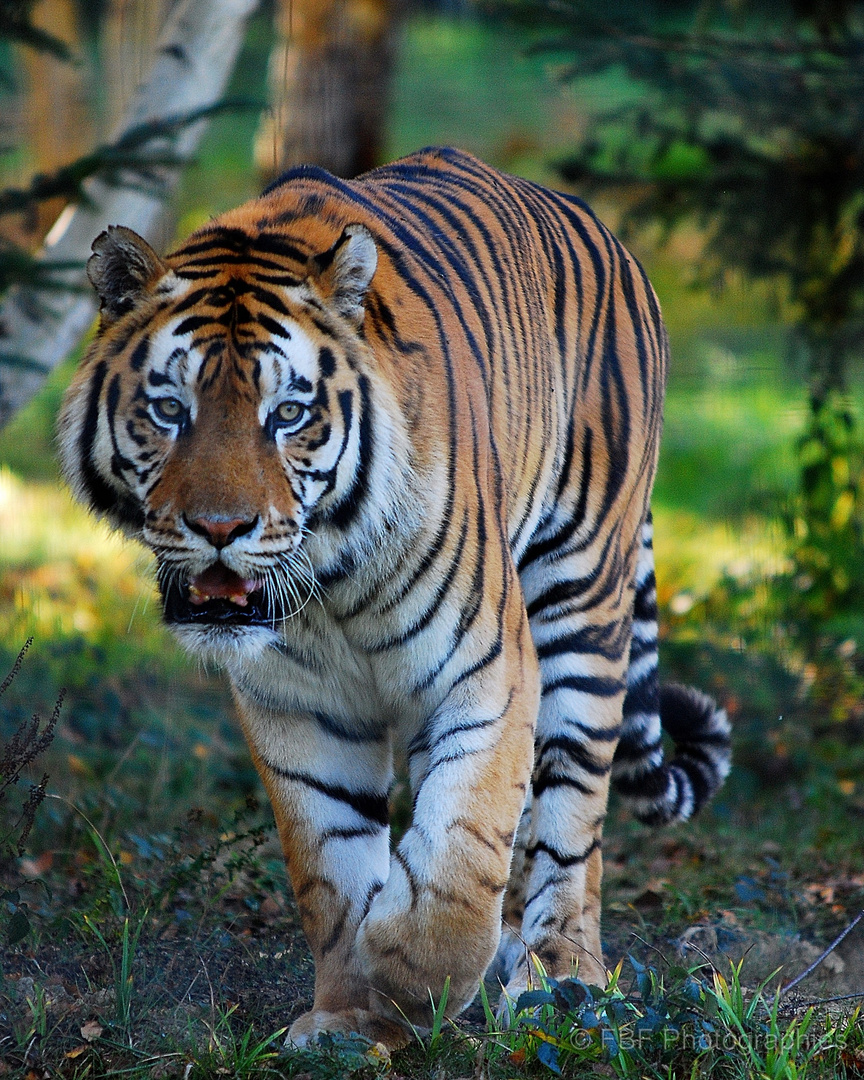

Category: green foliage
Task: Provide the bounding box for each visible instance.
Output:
[509,0,864,666]
[282,1032,393,1078]
[187,1005,287,1078]
[483,955,855,1079]
[518,0,864,388]
[784,391,864,628]
[82,910,148,1032]
[0,639,60,948]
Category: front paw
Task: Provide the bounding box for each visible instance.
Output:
[287,1007,411,1051]
[356,903,498,1027]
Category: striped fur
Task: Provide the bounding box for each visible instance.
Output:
[58,147,731,1047]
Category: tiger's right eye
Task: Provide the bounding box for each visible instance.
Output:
[153,397,184,422]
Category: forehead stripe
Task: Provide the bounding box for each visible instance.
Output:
[252,234,309,262]
[174,314,214,336]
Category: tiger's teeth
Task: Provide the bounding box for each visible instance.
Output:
[188,585,251,607]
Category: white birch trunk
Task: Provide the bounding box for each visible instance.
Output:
[0,0,260,427]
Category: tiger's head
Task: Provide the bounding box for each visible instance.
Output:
[58,218,394,660]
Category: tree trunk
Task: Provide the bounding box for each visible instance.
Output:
[0,0,260,428]
[255,0,397,181]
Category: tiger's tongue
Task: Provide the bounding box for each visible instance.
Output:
[188,565,262,607]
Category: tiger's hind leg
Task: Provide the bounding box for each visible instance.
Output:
[498,516,642,995]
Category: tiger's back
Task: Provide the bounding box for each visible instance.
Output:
[59,147,729,1048]
[245,147,668,553]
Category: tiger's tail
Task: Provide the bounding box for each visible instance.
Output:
[611,515,732,826]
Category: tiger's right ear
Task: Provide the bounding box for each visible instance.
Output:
[87,226,166,326]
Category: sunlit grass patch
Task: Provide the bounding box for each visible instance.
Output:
[0,467,184,680]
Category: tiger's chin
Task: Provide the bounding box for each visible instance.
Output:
[170,621,281,664]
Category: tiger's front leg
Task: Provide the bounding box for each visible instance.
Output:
[234,699,410,1049]
[356,601,539,1029]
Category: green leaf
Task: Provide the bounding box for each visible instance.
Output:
[7,907,30,944]
[536,1038,562,1074]
[515,988,556,1013]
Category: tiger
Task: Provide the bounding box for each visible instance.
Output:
[58,146,731,1049]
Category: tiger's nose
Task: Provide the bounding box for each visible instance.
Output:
[183,514,259,549]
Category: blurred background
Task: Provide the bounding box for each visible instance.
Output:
[1,0,864,964]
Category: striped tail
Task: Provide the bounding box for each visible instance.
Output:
[611,514,732,826]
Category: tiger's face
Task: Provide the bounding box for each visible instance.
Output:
[58,222,380,659]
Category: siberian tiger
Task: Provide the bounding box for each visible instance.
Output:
[59,147,731,1048]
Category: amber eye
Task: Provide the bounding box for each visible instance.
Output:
[274,401,306,427]
[153,397,184,422]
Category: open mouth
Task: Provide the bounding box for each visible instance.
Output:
[159,563,284,627]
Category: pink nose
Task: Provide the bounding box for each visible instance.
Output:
[183,514,258,548]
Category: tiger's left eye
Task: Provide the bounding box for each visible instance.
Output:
[153,397,184,422]
[274,401,305,426]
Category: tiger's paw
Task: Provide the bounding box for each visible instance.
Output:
[286,1007,412,1052]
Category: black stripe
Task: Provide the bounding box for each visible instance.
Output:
[253,233,310,263]
[320,898,351,956]
[174,314,214,337]
[542,675,624,698]
[129,338,149,371]
[367,511,470,652]
[312,711,386,743]
[613,734,661,763]
[523,877,558,911]
[76,361,144,529]
[633,573,657,621]
[536,622,629,664]
[324,375,373,529]
[263,765,388,825]
[622,676,659,716]
[524,533,615,618]
[538,736,612,777]
[520,427,594,572]
[320,824,385,842]
[393,848,419,909]
[532,769,592,797]
[257,312,291,338]
[525,838,601,868]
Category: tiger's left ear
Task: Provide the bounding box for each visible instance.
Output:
[313,224,377,327]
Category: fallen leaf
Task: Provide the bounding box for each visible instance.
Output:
[366,1041,391,1067]
[80,1020,103,1042]
[19,852,53,878]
